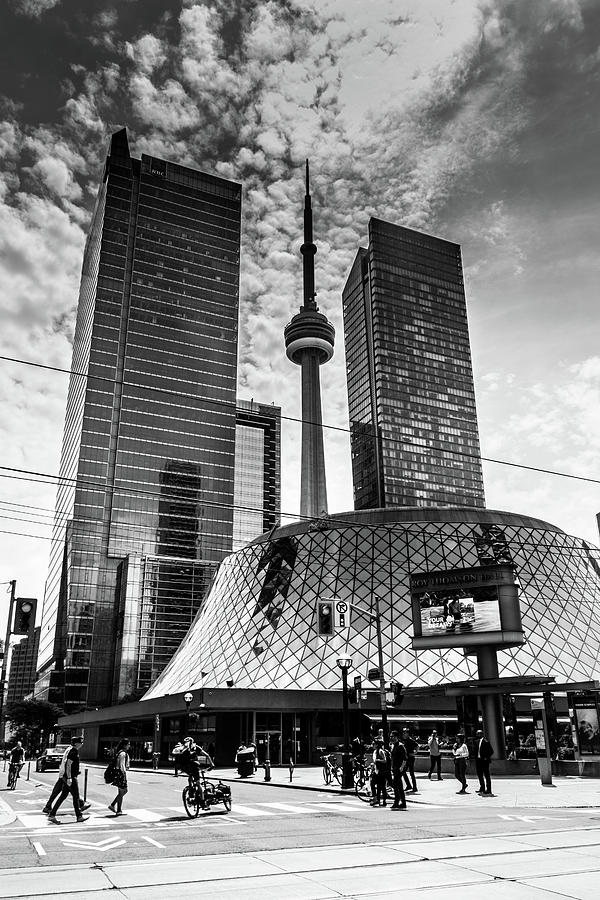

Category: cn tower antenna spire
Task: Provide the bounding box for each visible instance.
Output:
[301,159,317,308]
[284,162,335,519]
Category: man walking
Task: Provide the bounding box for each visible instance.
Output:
[46,736,88,822]
[43,743,90,816]
[389,731,407,810]
[452,733,469,794]
[475,729,494,795]
[370,738,389,807]
[402,728,418,793]
[427,729,443,780]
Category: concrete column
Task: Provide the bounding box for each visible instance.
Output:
[476,646,506,760]
[299,350,328,519]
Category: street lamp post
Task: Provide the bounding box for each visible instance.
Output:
[336,653,353,790]
[183,692,193,736]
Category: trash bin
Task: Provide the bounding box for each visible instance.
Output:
[237,750,255,777]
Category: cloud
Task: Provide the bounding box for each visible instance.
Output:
[9,0,61,17]
[2,0,600,604]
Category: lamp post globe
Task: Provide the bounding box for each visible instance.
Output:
[336,654,352,671]
[183,692,193,705]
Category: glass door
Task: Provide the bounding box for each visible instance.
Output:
[255,731,281,765]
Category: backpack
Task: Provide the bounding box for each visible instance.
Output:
[103,760,117,784]
[374,747,390,774]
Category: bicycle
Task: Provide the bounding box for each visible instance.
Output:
[182,769,232,818]
[354,758,374,803]
[320,752,342,785]
[7,763,24,790]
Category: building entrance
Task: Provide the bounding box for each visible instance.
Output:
[255,730,281,765]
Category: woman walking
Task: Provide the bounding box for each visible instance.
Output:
[108,739,130,816]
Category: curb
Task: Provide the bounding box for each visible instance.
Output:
[0,797,16,826]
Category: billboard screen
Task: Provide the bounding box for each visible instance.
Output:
[410,564,523,650]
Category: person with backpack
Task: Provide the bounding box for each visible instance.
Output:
[370,737,390,807]
[108,738,130,816]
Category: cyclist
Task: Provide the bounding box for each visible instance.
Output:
[8,741,25,788]
[176,737,214,810]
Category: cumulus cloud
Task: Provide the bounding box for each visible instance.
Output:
[2,0,600,599]
[9,0,61,16]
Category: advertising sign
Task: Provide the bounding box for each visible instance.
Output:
[571,692,600,756]
[410,564,523,650]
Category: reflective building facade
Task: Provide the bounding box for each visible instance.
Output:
[36,129,242,711]
[343,219,485,510]
[233,400,281,552]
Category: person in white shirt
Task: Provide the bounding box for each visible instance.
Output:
[452,734,469,793]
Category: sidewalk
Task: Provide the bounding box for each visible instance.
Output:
[118,762,600,809]
[1,827,599,898]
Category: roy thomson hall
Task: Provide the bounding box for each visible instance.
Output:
[59,506,600,771]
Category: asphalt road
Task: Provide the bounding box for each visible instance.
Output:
[1,766,599,870]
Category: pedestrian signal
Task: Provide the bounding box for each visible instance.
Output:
[347,687,358,704]
[390,680,404,707]
[13,598,36,636]
[317,601,334,636]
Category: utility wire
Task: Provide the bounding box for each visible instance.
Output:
[1,352,599,483]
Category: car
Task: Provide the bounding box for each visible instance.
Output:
[36,744,70,773]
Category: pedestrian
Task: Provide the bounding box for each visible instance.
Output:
[370,737,390,807]
[475,729,494,795]
[172,739,184,776]
[427,729,443,780]
[402,728,418,793]
[46,736,87,822]
[389,731,407,810]
[452,733,469,794]
[43,744,90,816]
[108,738,130,816]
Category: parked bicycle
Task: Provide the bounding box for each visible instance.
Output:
[182,769,232,818]
[7,762,24,790]
[320,752,342,785]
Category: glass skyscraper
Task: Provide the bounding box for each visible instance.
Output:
[233,400,281,552]
[343,218,485,511]
[36,129,242,711]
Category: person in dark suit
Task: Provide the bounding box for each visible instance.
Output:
[475,729,494,795]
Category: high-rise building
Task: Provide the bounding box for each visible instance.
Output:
[112,399,281,701]
[233,400,281,551]
[6,627,40,706]
[343,218,485,510]
[36,129,242,711]
[284,163,334,519]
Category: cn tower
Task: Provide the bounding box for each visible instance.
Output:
[284,162,335,519]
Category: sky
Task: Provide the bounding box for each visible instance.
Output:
[1,0,600,634]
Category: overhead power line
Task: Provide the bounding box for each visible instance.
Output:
[1,352,599,484]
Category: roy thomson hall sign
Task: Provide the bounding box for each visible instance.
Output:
[410,564,525,651]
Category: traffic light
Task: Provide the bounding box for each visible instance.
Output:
[317,601,334,636]
[13,598,36,636]
[390,680,404,707]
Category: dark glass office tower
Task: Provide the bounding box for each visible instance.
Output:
[233,400,281,551]
[36,129,241,711]
[343,219,485,510]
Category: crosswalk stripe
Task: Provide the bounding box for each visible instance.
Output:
[257,802,313,814]
[225,803,274,817]
[124,809,164,822]
[304,802,365,813]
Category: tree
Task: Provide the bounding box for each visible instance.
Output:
[4,699,63,756]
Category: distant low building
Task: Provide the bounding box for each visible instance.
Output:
[7,626,40,706]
